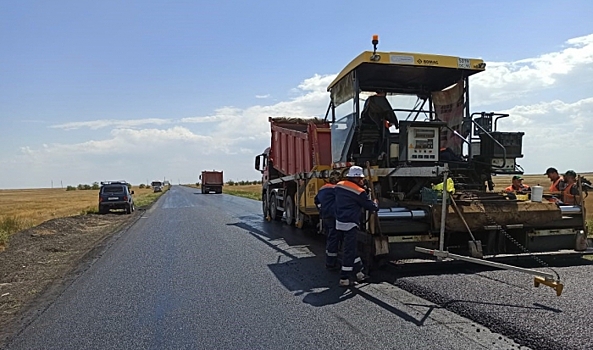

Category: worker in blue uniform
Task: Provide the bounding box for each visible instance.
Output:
[334,166,379,287]
[314,175,339,270]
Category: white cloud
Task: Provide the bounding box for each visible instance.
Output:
[202,74,336,144]
[255,94,270,99]
[471,33,593,107]
[20,126,242,157]
[51,118,172,130]
[497,97,593,173]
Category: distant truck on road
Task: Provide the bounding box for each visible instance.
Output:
[200,170,223,194]
[151,181,163,193]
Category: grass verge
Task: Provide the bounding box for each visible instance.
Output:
[223,187,261,201]
[0,186,168,249]
[0,216,31,249]
[135,191,166,207]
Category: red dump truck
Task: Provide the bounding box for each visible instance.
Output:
[200,170,224,194]
[254,117,333,228]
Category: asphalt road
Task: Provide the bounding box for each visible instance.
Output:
[390,257,593,350]
[4,185,525,350]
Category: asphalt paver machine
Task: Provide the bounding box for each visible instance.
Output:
[322,35,592,295]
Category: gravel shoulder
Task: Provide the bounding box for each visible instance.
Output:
[0,210,144,348]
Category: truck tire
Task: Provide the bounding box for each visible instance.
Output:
[269,194,282,221]
[285,195,295,226]
[262,192,268,219]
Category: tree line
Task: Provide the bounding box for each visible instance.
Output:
[225,180,262,186]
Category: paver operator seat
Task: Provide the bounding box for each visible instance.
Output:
[358,93,399,165]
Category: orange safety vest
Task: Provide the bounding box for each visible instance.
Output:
[549,177,564,192]
[505,184,530,193]
[563,183,577,205]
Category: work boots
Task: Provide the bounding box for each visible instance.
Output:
[339,272,369,287]
[339,278,351,287]
[356,271,369,282]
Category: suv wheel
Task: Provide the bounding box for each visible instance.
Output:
[125,204,132,214]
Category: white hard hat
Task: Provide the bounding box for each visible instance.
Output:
[346,166,365,178]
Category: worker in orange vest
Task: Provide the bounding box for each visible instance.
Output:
[504,175,531,194]
[545,167,566,192]
[334,166,379,287]
[561,170,581,205]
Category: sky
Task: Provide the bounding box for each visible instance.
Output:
[1,0,593,189]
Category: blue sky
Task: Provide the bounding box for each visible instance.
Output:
[1,1,593,188]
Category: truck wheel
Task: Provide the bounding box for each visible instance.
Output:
[285,195,295,226]
[262,192,269,219]
[269,194,282,221]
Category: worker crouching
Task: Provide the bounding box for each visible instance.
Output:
[334,166,379,287]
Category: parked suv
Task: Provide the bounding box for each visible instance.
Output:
[98,181,135,214]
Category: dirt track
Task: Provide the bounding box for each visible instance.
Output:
[0,212,140,347]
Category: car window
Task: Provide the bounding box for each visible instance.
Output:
[101,185,125,194]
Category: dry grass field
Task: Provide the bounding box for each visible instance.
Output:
[0,186,165,248]
[223,184,261,201]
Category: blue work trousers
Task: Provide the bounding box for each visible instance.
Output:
[337,227,363,279]
[323,218,339,266]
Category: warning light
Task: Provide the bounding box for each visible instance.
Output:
[370,34,380,61]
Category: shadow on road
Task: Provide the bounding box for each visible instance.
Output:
[227,218,579,328]
[227,220,440,326]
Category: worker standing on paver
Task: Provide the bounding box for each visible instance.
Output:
[562,170,581,205]
[334,166,379,287]
[314,175,339,270]
[545,167,566,192]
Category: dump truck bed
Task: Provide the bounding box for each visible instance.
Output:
[269,118,332,176]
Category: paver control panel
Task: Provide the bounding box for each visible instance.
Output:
[398,121,444,163]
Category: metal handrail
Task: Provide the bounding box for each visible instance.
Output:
[494,114,510,131]
[470,112,507,169]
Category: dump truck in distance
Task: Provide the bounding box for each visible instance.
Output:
[255,117,334,228]
[200,170,223,194]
